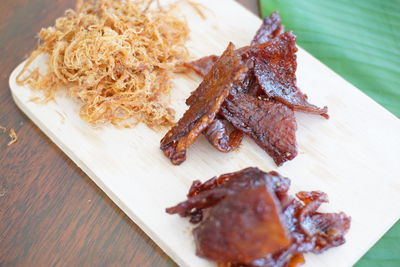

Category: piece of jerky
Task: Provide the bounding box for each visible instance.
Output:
[251,12,284,46]
[184,12,283,78]
[160,43,246,165]
[193,186,291,264]
[183,55,219,77]
[231,191,350,267]
[186,58,254,107]
[221,94,297,166]
[166,167,351,267]
[188,65,259,153]
[166,168,290,221]
[204,118,243,152]
[200,70,260,153]
[252,32,329,118]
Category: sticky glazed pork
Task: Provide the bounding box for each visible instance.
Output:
[161,13,328,166]
[167,167,351,267]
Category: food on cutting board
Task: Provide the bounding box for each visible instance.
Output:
[167,167,351,267]
[16,0,193,128]
[160,43,247,165]
[161,12,328,166]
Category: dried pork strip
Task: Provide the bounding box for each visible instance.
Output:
[204,119,243,152]
[167,167,351,267]
[192,67,259,153]
[160,43,246,165]
[166,167,289,221]
[183,55,219,77]
[221,94,297,166]
[185,12,283,78]
[251,12,284,46]
[185,13,285,153]
[193,186,291,264]
[252,32,329,118]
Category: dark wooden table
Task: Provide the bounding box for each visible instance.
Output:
[0,1,259,266]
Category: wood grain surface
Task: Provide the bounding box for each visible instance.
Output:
[0,0,258,266]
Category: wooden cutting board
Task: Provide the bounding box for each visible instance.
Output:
[9,0,400,266]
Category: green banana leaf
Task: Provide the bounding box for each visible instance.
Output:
[260,0,400,266]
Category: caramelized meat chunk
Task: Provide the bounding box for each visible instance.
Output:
[221,94,297,166]
[194,186,290,264]
[186,60,255,107]
[166,168,290,219]
[184,55,219,77]
[167,168,351,267]
[204,118,244,152]
[252,32,328,118]
[184,12,283,78]
[251,12,284,46]
[160,43,246,165]
[162,13,329,166]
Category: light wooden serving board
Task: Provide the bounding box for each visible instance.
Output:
[9,0,400,266]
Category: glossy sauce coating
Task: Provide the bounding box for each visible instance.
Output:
[221,94,297,166]
[251,11,284,46]
[252,32,328,118]
[167,168,351,267]
[184,12,284,78]
[184,55,219,77]
[194,186,290,263]
[160,43,245,165]
[203,118,244,152]
[161,13,329,166]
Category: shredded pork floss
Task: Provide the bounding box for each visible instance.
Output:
[17,0,191,128]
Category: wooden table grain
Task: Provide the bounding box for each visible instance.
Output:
[0,0,259,266]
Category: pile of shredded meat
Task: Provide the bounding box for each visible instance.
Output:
[167,167,351,267]
[161,12,328,165]
[16,0,193,128]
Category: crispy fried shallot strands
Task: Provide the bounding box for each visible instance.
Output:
[17,0,197,128]
[8,128,18,146]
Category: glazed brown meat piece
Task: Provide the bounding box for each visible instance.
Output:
[188,68,261,153]
[193,186,291,263]
[251,11,284,46]
[184,12,283,78]
[160,43,246,165]
[166,168,290,220]
[251,32,329,118]
[204,118,244,152]
[166,167,351,267]
[221,94,297,166]
[183,55,219,77]
[162,13,329,166]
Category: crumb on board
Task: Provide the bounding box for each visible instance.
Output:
[0,125,6,133]
[7,128,18,146]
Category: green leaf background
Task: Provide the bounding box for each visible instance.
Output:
[260,0,400,266]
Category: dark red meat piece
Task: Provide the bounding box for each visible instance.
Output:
[161,13,329,166]
[221,94,297,166]
[160,43,246,165]
[204,118,243,152]
[184,12,283,78]
[251,32,328,118]
[166,168,290,219]
[251,12,284,46]
[194,186,291,264]
[183,55,219,77]
[166,167,351,267]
